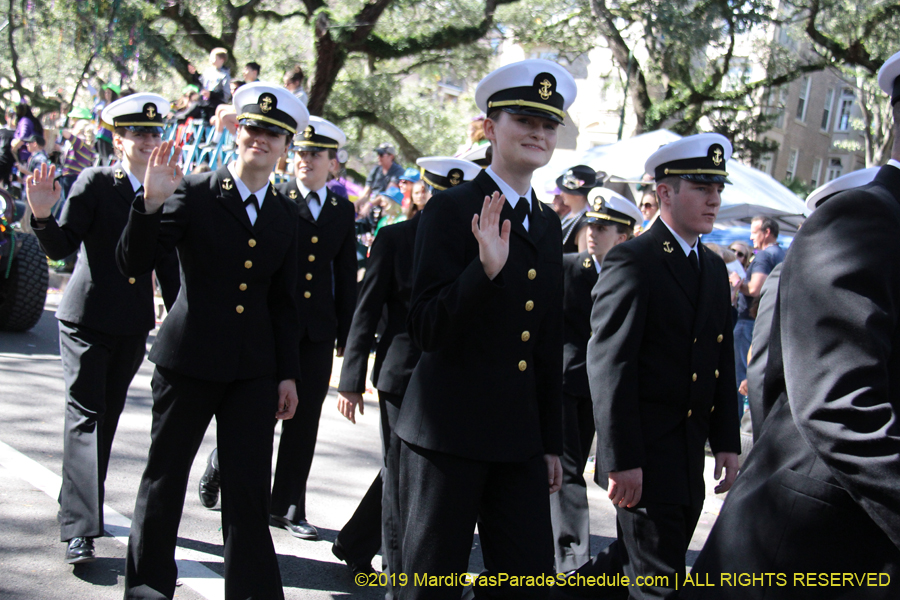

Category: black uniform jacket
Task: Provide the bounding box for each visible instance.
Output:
[587,218,739,506]
[562,251,599,399]
[32,164,180,335]
[397,170,564,462]
[339,215,420,398]
[116,166,300,383]
[276,179,357,348]
[721,165,900,557]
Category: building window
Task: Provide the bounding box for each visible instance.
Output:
[785,149,799,180]
[758,153,773,175]
[796,76,811,122]
[836,88,854,131]
[811,158,823,188]
[827,158,843,181]
[821,88,834,131]
[769,86,789,129]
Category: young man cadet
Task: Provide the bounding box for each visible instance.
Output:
[25,93,179,566]
[396,59,576,600]
[580,133,740,600]
[552,189,642,574]
[681,52,900,600]
[332,157,481,588]
[117,82,307,600]
[267,115,358,539]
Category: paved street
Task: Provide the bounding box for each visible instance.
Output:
[0,295,727,599]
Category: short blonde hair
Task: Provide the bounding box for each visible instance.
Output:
[209,48,228,64]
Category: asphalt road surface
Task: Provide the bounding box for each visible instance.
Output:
[0,295,726,599]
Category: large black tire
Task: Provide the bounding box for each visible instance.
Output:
[0,233,49,331]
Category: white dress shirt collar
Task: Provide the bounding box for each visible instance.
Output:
[485,166,533,231]
[227,162,268,225]
[122,166,142,194]
[887,158,900,171]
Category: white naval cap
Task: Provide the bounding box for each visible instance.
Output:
[416,157,482,190]
[458,143,490,168]
[100,93,169,132]
[233,82,309,136]
[878,50,900,105]
[805,167,880,210]
[585,187,643,227]
[293,116,346,151]
[475,59,577,125]
[645,133,733,184]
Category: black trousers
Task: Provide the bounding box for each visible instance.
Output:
[125,367,283,600]
[550,392,595,572]
[335,392,403,577]
[397,442,554,600]
[57,320,146,542]
[270,338,334,522]
[573,502,702,600]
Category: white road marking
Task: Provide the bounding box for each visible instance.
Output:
[0,438,225,600]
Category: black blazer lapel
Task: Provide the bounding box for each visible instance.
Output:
[649,220,698,308]
[288,180,316,224]
[214,167,255,234]
[528,192,550,244]
[252,185,281,234]
[875,165,900,204]
[314,189,340,227]
[111,163,135,204]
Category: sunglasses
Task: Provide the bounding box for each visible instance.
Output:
[641,203,657,210]
[730,248,746,258]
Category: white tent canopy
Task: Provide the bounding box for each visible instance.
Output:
[533,130,810,232]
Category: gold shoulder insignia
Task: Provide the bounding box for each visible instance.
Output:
[114,169,125,180]
[663,241,674,254]
[583,257,592,269]
[288,189,298,200]
[222,178,234,191]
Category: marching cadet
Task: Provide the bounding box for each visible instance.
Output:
[268,116,358,540]
[552,189,642,573]
[331,157,481,589]
[682,53,900,600]
[117,82,307,600]
[396,59,575,600]
[24,93,179,565]
[196,116,357,541]
[578,133,740,599]
[557,165,599,254]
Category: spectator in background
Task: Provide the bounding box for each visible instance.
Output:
[557,164,599,253]
[283,65,308,105]
[358,143,404,207]
[454,113,487,156]
[728,240,752,272]
[93,84,120,164]
[407,180,431,220]
[243,62,260,83]
[551,189,570,218]
[12,101,44,165]
[732,215,785,414]
[209,80,246,145]
[198,48,231,120]
[374,188,405,236]
[57,111,96,209]
[638,186,659,235]
[1,107,16,186]
[398,167,420,209]
[22,134,50,175]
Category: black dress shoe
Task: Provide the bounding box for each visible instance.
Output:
[269,515,318,540]
[198,448,220,509]
[332,541,377,576]
[65,537,95,564]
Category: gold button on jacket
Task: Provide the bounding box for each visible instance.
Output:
[687,409,693,418]
[303,291,311,299]
[311,236,319,244]
[518,360,527,371]
[244,260,253,269]
[527,269,536,280]
[717,334,723,343]
[525,300,534,311]
[128,277,135,284]
[692,373,698,382]
[715,369,720,378]
[248,239,257,248]
[521,331,530,342]
[305,273,313,281]
[235,305,244,314]
[239,283,247,291]
[308,255,316,262]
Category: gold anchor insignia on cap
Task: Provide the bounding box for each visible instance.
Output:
[114,169,125,179]
[663,241,674,253]
[288,189,298,200]
[222,178,234,191]
[583,257,592,269]
[712,148,723,166]
[448,169,462,186]
[259,95,273,113]
[145,105,157,119]
[303,126,314,140]
[538,79,553,100]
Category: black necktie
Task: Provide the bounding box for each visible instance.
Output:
[514,197,530,225]
[688,248,700,274]
[307,192,320,207]
[244,194,260,211]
